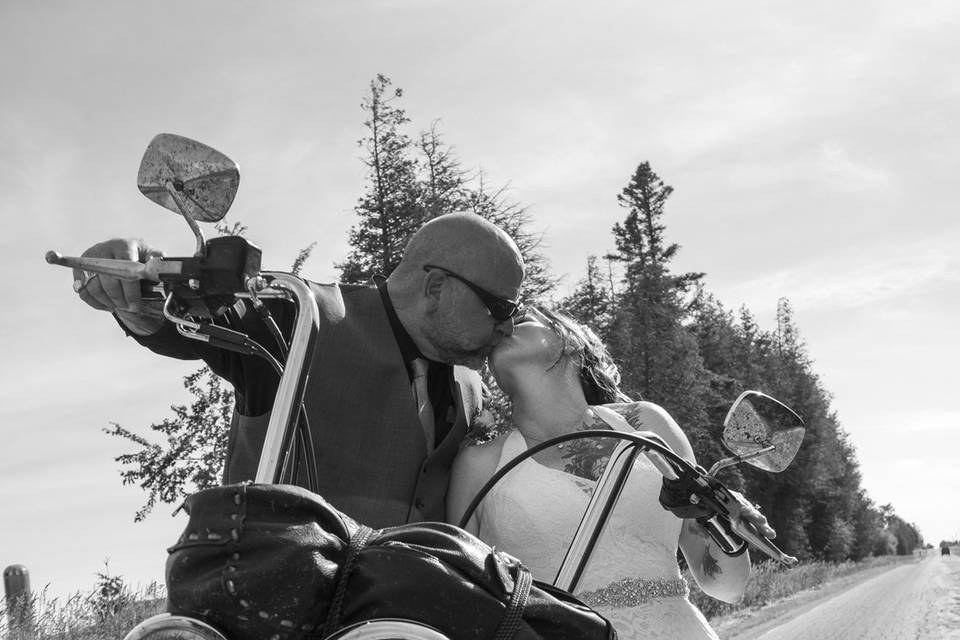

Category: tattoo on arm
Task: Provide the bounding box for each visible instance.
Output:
[686,520,724,579]
[701,546,722,579]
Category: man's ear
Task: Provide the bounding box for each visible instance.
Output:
[423,269,446,309]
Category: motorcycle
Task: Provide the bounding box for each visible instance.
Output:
[47,134,805,640]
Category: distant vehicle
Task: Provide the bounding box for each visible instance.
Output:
[942,546,951,556]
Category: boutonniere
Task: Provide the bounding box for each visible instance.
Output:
[465,407,497,443]
[470,407,496,431]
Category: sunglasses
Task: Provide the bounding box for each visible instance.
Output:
[423,265,525,322]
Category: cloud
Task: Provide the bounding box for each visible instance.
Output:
[726,233,959,312]
[817,142,889,192]
[855,408,960,437]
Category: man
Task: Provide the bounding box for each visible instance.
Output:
[73,213,525,527]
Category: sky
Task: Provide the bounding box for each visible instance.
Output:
[1,0,958,598]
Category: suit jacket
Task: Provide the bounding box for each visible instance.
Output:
[133,282,482,528]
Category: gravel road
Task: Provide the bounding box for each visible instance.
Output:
[724,552,960,640]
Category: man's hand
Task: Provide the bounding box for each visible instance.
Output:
[73,238,165,336]
[727,490,777,540]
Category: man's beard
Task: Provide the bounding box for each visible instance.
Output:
[436,343,490,370]
[430,329,492,370]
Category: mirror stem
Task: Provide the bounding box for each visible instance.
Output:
[707,445,776,476]
[164,181,206,256]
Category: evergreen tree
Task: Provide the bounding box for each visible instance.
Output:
[338,74,424,282]
[559,255,616,341]
[604,162,712,442]
[418,120,471,219]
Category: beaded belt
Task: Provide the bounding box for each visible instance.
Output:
[578,576,689,608]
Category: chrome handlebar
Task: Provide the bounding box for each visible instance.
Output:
[46,252,321,485]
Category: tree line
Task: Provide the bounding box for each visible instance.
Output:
[107,74,921,561]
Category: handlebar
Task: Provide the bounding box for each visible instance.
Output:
[46,241,321,487]
[460,429,797,594]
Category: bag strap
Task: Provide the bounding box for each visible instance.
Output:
[491,565,533,640]
[322,524,374,637]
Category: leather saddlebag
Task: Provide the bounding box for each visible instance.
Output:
[165,483,616,640]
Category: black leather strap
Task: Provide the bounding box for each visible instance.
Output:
[492,566,533,640]
[322,525,374,637]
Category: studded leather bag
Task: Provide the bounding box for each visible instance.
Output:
[165,483,616,640]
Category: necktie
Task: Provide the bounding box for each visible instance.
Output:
[410,358,435,453]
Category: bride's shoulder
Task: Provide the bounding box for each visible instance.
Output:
[601,400,671,424]
[454,430,513,470]
[598,401,695,461]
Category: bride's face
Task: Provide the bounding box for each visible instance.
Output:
[489,308,566,393]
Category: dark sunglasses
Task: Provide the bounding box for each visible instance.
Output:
[423,265,525,322]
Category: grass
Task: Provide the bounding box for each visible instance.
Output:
[0,582,166,640]
[687,554,919,620]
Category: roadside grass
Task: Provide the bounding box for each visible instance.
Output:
[687,554,919,619]
[0,582,165,640]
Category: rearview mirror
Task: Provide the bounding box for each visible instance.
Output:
[137,133,239,223]
[721,391,805,473]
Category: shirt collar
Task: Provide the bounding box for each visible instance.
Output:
[373,274,426,369]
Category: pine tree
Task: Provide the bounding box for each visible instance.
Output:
[418,120,470,220]
[604,162,711,436]
[338,74,425,282]
[559,255,616,341]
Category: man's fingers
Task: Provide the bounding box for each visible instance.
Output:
[120,277,144,311]
[98,273,131,310]
[78,283,111,311]
[744,511,777,539]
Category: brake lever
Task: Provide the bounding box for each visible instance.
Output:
[699,480,798,566]
[729,516,798,566]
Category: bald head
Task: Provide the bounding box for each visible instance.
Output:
[387,213,526,367]
[393,213,524,298]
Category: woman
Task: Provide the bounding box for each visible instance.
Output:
[448,308,772,639]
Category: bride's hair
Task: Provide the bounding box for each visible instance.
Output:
[539,308,633,405]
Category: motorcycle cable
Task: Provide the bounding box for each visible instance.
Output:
[244,299,319,492]
[182,307,321,493]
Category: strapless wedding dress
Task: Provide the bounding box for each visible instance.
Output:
[476,428,718,640]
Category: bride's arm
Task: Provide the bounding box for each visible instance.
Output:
[446,435,507,535]
[679,520,751,603]
[611,401,752,603]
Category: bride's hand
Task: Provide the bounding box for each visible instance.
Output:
[727,490,776,539]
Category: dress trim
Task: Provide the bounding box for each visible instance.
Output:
[578,576,689,608]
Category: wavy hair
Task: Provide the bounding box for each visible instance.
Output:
[538,308,633,405]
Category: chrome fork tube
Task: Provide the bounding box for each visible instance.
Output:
[252,272,320,484]
[552,440,640,593]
